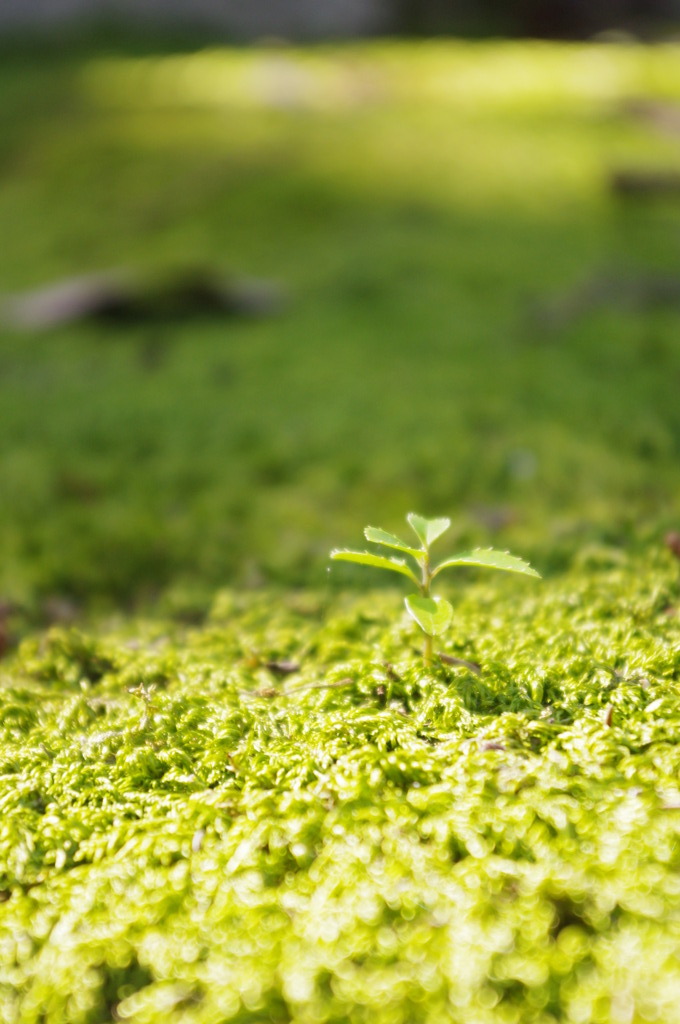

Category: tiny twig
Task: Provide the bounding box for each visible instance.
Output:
[264,660,301,676]
[437,652,482,674]
[284,676,355,695]
[243,677,355,700]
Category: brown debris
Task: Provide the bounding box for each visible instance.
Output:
[264,660,301,676]
[2,266,285,331]
[0,599,20,658]
[610,169,680,198]
[248,677,356,700]
[531,269,680,333]
[622,99,680,139]
[665,531,680,561]
[42,595,80,625]
[437,652,482,674]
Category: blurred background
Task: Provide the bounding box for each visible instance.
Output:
[1,0,680,615]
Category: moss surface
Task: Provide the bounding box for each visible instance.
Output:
[2,38,680,1023]
[1,40,680,604]
[2,557,680,1023]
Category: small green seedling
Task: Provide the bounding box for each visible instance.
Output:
[331,513,540,665]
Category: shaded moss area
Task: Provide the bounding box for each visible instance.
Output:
[2,556,680,1022]
[1,41,680,605]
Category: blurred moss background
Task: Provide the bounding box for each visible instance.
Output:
[1,37,680,608]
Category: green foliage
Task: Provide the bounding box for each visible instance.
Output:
[403,594,453,637]
[363,527,421,558]
[432,548,541,578]
[405,513,451,549]
[332,513,539,659]
[328,549,419,585]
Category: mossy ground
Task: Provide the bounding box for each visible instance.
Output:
[2,37,680,1024]
[3,559,680,1023]
[2,39,680,604]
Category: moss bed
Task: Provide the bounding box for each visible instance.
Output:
[2,36,680,1023]
[2,39,680,604]
[2,556,680,1023]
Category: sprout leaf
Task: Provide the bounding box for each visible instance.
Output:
[406,513,451,548]
[330,549,420,585]
[404,594,453,637]
[364,526,422,558]
[432,548,540,579]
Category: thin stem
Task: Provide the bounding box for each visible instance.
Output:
[420,546,433,665]
[420,549,431,597]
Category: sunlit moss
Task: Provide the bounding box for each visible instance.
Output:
[2,556,680,1021]
[79,41,680,211]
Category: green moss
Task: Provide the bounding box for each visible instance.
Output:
[2,39,680,1021]
[1,40,680,602]
[1,555,680,1021]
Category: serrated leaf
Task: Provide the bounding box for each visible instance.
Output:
[432,548,541,579]
[330,549,419,584]
[404,594,453,637]
[364,526,422,558]
[406,513,451,549]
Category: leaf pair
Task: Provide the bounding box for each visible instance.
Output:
[331,512,449,586]
[365,512,450,555]
[331,512,539,583]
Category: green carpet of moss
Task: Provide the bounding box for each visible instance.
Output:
[2,38,680,1024]
[2,557,680,1023]
[1,40,680,604]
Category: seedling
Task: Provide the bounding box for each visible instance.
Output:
[331,512,540,665]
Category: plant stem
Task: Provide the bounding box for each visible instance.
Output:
[421,547,433,665]
[420,550,431,597]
